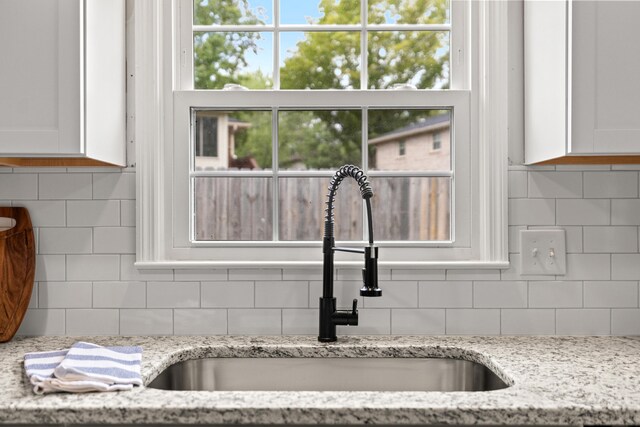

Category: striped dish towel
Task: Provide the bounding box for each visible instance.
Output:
[24,342,143,394]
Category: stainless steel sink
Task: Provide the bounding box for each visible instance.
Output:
[148,358,508,392]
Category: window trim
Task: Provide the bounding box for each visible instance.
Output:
[134,0,509,269]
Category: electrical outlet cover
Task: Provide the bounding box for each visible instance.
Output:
[520,229,566,275]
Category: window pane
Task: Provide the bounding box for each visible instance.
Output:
[194,177,273,241]
[194,0,272,25]
[368,109,450,171]
[194,32,273,89]
[280,32,360,89]
[193,110,272,171]
[370,177,450,241]
[368,0,450,25]
[278,110,362,170]
[367,31,449,89]
[280,0,360,25]
[279,177,363,241]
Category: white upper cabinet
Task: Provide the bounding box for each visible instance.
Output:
[0,0,125,167]
[525,0,640,164]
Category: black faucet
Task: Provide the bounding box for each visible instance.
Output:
[318,165,382,342]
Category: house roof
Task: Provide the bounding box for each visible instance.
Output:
[368,113,450,145]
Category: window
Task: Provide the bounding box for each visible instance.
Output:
[134,0,509,268]
[398,140,406,157]
[432,132,442,151]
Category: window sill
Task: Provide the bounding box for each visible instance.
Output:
[134,260,511,269]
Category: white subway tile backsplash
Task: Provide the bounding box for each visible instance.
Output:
[229,269,282,281]
[201,281,254,308]
[282,268,323,281]
[509,226,526,253]
[391,269,446,281]
[282,309,317,335]
[529,281,582,308]
[28,283,37,309]
[391,309,445,335]
[508,171,528,198]
[584,281,638,308]
[255,281,308,308]
[446,309,501,335]
[557,199,610,225]
[336,269,392,281]
[556,309,611,335]
[39,227,92,254]
[174,269,227,281]
[93,227,136,254]
[8,166,640,337]
[39,282,92,308]
[562,254,610,280]
[120,200,135,226]
[583,227,638,253]
[584,172,638,198]
[364,281,418,308]
[418,281,472,308]
[501,309,555,335]
[611,309,640,335]
[93,172,135,200]
[228,309,281,335]
[174,309,227,335]
[509,199,555,225]
[147,282,200,308]
[35,255,66,281]
[120,255,174,281]
[611,254,640,280]
[13,200,65,226]
[67,200,120,226]
[17,309,65,336]
[39,174,91,199]
[446,269,501,281]
[67,255,120,281]
[528,172,582,198]
[93,282,146,308]
[611,200,640,225]
[474,281,527,308]
[120,309,173,335]
[66,309,119,335]
[340,309,391,335]
[0,174,37,199]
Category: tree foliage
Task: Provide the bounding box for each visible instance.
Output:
[193,0,449,169]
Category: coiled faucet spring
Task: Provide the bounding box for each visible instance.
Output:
[324,165,373,241]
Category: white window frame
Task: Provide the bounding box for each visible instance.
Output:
[134,0,509,269]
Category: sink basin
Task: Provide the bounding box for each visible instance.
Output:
[148,358,508,392]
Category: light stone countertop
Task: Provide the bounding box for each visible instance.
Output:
[1,335,639,425]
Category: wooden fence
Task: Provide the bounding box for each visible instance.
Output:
[195,176,450,241]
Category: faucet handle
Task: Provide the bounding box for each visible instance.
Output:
[351,299,358,315]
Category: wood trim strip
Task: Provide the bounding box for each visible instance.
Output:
[534,156,640,165]
[0,158,123,167]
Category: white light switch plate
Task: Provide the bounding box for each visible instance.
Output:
[520,229,566,275]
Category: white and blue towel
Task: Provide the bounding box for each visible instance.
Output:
[24,342,143,394]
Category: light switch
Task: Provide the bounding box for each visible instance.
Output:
[520,229,566,275]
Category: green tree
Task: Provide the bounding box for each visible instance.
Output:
[279,0,449,168]
[193,0,267,89]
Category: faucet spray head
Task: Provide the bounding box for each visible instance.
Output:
[360,246,382,297]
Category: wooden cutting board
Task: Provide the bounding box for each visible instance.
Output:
[0,207,35,342]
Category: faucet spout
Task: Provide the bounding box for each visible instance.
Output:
[318,165,382,343]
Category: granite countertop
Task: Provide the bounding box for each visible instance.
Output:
[1,335,639,425]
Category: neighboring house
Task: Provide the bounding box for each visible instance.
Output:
[194,112,257,170]
[368,113,450,171]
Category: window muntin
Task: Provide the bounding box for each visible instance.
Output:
[175,2,467,254]
[190,0,451,91]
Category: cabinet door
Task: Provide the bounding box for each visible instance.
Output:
[572,1,640,154]
[0,0,81,155]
